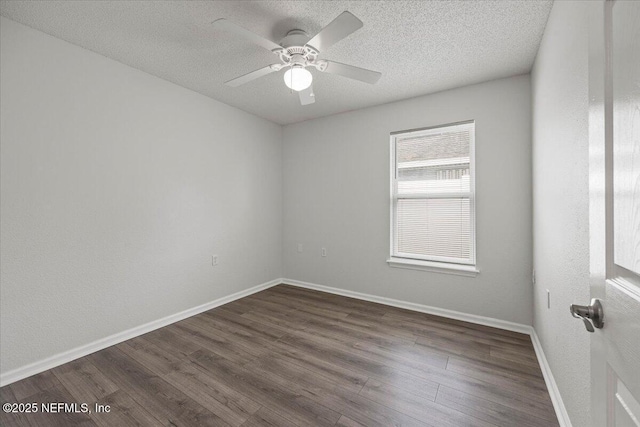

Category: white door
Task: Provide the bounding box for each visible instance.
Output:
[588,1,640,426]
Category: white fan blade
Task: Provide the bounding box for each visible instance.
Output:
[323,61,381,84]
[212,19,282,52]
[306,11,363,52]
[225,65,279,87]
[299,85,315,105]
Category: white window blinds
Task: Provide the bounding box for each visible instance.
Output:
[391,121,475,265]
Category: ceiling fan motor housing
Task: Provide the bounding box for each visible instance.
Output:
[279,29,309,48]
[274,29,327,71]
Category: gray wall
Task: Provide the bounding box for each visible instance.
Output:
[0,17,283,375]
[282,75,533,325]
[531,2,590,426]
[3,13,590,422]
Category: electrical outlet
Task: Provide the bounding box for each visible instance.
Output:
[297,243,303,253]
[321,247,327,257]
[546,289,550,309]
[212,255,218,266]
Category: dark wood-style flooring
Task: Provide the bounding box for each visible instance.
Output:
[1,284,559,426]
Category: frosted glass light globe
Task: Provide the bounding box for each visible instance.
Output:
[283,67,313,91]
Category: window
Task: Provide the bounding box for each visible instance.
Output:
[389,121,477,275]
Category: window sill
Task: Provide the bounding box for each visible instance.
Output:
[386,257,479,277]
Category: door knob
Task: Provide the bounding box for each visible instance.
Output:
[570,298,604,332]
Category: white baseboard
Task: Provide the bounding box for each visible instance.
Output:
[530,329,573,427]
[0,278,281,387]
[2,276,571,427]
[282,278,570,427]
[282,278,531,334]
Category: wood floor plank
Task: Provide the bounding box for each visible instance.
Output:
[268,286,389,317]
[116,336,183,376]
[286,291,389,317]
[118,332,262,426]
[443,347,544,378]
[240,309,309,332]
[489,346,540,367]
[446,356,548,394]
[336,415,368,427]
[436,385,559,427]
[410,333,542,377]
[278,328,409,379]
[283,327,454,386]
[265,339,370,393]
[19,385,97,427]
[89,346,230,426]
[181,314,274,358]
[297,315,417,349]
[415,334,492,358]
[0,385,31,427]
[214,302,250,316]
[0,409,31,427]
[279,328,557,419]
[292,302,356,320]
[9,370,62,401]
[358,379,496,427]
[244,353,431,427]
[372,315,534,360]
[235,297,312,324]
[89,390,160,427]
[240,407,298,427]
[275,304,397,338]
[260,293,352,321]
[163,361,262,426]
[51,359,119,404]
[140,326,203,358]
[203,308,288,340]
[418,321,530,351]
[1,284,558,426]
[382,309,531,343]
[228,294,299,315]
[173,319,260,365]
[306,311,419,345]
[184,311,269,344]
[1,385,17,402]
[352,340,450,370]
[244,355,371,399]
[189,348,342,427]
[376,310,532,349]
[250,297,384,341]
[344,312,419,340]
[300,383,434,427]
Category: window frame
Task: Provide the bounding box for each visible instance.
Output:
[388,120,477,274]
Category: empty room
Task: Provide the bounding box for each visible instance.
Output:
[1,1,638,426]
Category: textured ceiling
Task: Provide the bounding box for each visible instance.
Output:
[0,1,552,125]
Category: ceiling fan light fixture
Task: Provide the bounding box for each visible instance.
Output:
[283,67,312,91]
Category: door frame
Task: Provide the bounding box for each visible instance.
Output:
[587,2,609,426]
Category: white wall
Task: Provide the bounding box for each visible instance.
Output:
[0,17,282,376]
[531,2,590,426]
[282,75,533,325]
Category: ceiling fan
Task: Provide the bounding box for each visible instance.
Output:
[212,11,382,106]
